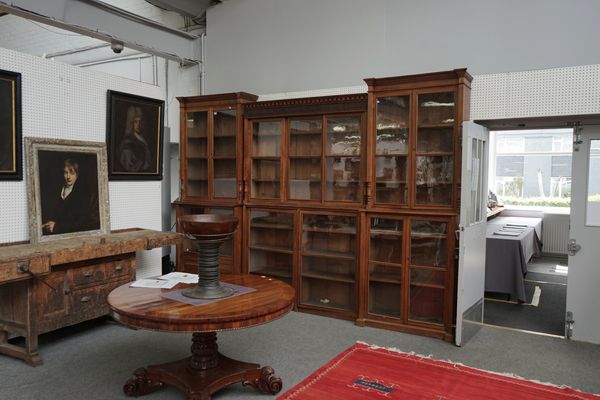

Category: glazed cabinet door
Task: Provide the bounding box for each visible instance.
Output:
[366,216,405,319]
[246,208,295,284]
[324,116,362,203]
[414,91,457,208]
[299,212,358,316]
[373,96,410,206]
[408,217,452,327]
[212,109,239,199]
[250,120,283,200]
[288,117,323,201]
[183,110,209,198]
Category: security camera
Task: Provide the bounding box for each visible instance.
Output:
[111,41,124,54]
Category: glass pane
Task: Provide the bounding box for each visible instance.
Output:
[376,96,409,155]
[248,250,293,282]
[418,92,455,126]
[186,111,208,140]
[410,220,448,268]
[251,159,280,199]
[369,218,403,264]
[213,109,237,157]
[289,157,321,201]
[326,116,361,156]
[301,277,355,311]
[368,279,401,318]
[290,118,322,157]
[213,158,236,198]
[186,159,208,197]
[415,156,453,205]
[586,139,600,226]
[252,121,281,157]
[302,214,356,257]
[409,285,444,324]
[249,210,294,250]
[375,156,408,204]
[325,157,360,201]
[417,128,454,153]
[302,256,355,281]
[410,268,445,286]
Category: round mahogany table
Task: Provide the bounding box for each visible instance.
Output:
[107,274,295,400]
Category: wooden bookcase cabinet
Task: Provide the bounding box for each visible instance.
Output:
[176,69,472,341]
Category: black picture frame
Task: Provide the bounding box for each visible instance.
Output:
[0,69,22,180]
[25,138,111,244]
[106,90,164,180]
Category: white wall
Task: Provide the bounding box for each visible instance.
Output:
[206,0,600,95]
[0,47,163,278]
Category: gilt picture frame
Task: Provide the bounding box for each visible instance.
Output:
[25,138,110,243]
[106,90,164,180]
[0,69,22,180]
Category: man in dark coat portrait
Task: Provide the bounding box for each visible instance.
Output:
[41,158,99,235]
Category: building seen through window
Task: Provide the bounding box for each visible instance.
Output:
[490,129,573,207]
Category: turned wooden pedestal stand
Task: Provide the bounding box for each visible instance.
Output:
[108,215,295,400]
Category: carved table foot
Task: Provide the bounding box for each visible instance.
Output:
[123,368,164,397]
[242,366,283,395]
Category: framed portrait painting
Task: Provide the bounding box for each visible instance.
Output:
[106,90,164,180]
[0,69,22,180]
[25,138,110,243]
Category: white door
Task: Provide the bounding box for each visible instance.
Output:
[455,122,489,346]
[566,125,600,343]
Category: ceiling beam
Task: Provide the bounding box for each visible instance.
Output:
[0,0,201,65]
[146,0,215,21]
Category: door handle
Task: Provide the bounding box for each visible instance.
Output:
[568,239,581,256]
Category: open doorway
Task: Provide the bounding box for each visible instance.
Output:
[483,128,572,337]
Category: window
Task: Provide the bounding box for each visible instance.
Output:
[489,129,573,208]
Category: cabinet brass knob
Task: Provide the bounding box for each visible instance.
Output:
[80,296,91,303]
[83,271,93,278]
[115,264,123,271]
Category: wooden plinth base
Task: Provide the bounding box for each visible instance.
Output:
[123,332,282,400]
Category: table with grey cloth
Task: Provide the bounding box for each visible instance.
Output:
[485,217,543,302]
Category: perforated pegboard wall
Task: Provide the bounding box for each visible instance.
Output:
[471,64,600,120]
[0,47,164,278]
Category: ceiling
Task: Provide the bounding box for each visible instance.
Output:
[0,0,221,65]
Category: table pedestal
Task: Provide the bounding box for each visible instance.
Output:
[123,332,282,400]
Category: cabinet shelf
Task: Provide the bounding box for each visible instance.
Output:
[410,232,447,239]
[303,226,356,235]
[415,152,453,157]
[291,130,322,136]
[251,223,294,230]
[302,271,355,284]
[249,244,294,254]
[418,123,454,129]
[369,271,402,284]
[301,250,355,261]
[289,155,322,159]
[370,229,403,237]
[213,133,236,138]
[410,282,445,289]
[301,298,351,311]
[250,267,292,279]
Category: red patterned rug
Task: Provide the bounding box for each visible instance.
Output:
[278,342,597,400]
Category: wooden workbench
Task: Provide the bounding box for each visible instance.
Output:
[0,229,181,366]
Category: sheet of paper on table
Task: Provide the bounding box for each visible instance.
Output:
[159,271,199,284]
[130,279,179,289]
[493,231,522,237]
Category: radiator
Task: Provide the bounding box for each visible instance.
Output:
[542,213,570,255]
